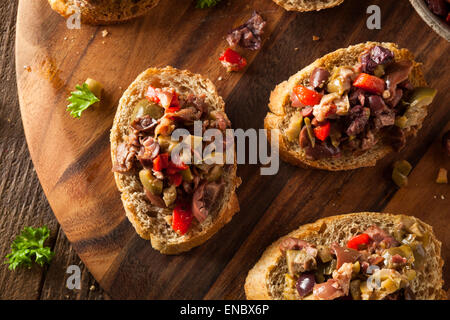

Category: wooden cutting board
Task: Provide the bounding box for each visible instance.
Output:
[15,0,449,299]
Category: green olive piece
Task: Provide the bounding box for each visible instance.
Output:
[384,244,414,260]
[132,99,164,122]
[303,117,316,148]
[285,112,303,142]
[180,167,194,182]
[350,280,362,300]
[323,259,337,275]
[373,65,385,78]
[207,166,223,182]
[394,116,408,129]
[158,135,179,153]
[139,169,163,195]
[394,160,412,176]
[85,78,103,100]
[392,168,408,188]
[409,87,437,108]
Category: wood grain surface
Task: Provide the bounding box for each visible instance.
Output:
[0,0,106,300]
[13,0,450,300]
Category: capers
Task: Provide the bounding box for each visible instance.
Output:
[85,78,103,100]
[139,169,163,195]
[132,99,164,122]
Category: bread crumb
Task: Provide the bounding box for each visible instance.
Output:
[294,47,299,51]
[312,35,320,41]
[433,195,437,199]
[90,285,96,291]
[441,195,446,200]
[102,29,109,37]
[63,36,68,41]
[218,76,223,81]
[24,65,32,72]
[436,168,448,184]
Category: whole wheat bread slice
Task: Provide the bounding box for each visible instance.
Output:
[48,0,160,25]
[110,66,240,254]
[245,212,445,300]
[265,42,430,171]
[273,0,344,11]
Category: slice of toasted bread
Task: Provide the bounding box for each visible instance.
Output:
[265,42,429,171]
[273,0,344,11]
[245,212,445,300]
[48,0,160,25]
[110,66,240,254]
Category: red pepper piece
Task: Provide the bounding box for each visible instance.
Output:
[219,48,247,72]
[153,153,169,172]
[313,121,331,141]
[168,173,183,187]
[353,73,385,95]
[172,201,193,235]
[292,85,323,106]
[347,233,370,250]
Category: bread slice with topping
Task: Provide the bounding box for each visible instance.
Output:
[245,212,445,300]
[110,67,240,254]
[265,42,434,171]
[272,0,344,11]
[48,0,160,25]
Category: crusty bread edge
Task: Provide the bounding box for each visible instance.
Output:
[111,66,240,254]
[47,0,160,25]
[245,212,446,300]
[264,42,429,171]
[272,0,344,12]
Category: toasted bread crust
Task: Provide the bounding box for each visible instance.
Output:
[48,0,160,25]
[111,67,240,254]
[273,0,344,12]
[245,212,445,300]
[265,42,429,171]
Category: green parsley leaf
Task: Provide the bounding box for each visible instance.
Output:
[67,83,100,118]
[196,0,222,9]
[5,226,55,270]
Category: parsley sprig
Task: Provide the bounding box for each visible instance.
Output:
[67,83,100,118]
[5,226,55,270]
[196,0,222,8]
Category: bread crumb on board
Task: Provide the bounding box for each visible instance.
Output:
[102,29,109,37]
[312,35,320,41]
[436,168,448,184]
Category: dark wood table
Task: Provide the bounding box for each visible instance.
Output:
[0,1,106,300]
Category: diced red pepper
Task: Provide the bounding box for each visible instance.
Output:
[166,105,181,113]
[347,233,370,250]
[172,201,193,235]
[153,153,169,172]
[168,173,183,187]
[219,48,247,72]
[292,85,323,106]
[313,121,331,141]
[353,73,385,95]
